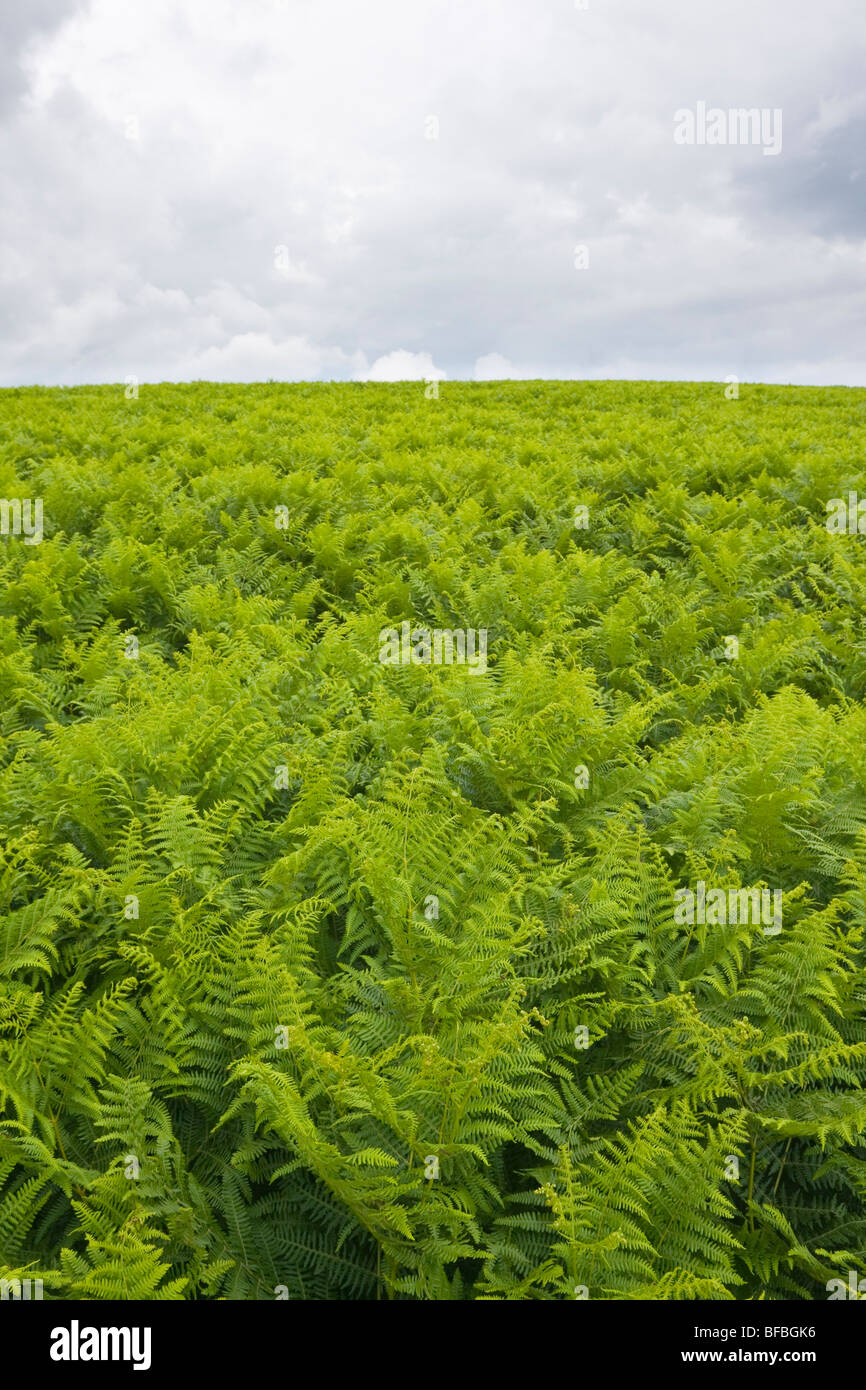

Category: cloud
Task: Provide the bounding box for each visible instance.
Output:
[170,332,360,384]
[0,0,864,385]
[357,350,446,382]
[474,353,519,380]
[0,0,85,116]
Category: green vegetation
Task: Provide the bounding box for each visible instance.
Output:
[1,379,866,1301]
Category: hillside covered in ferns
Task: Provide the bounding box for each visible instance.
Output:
[1,379,866,1300]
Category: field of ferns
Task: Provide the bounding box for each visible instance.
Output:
[1,378,866,1301]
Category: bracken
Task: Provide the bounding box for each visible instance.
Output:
[0,378,864,1301]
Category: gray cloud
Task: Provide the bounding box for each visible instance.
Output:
[0,0,85,115]
[734,108,866,238]
[1,0,864,386]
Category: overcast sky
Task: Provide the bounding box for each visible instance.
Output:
[1,0,864,386]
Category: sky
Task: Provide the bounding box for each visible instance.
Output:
[1,0,864,386]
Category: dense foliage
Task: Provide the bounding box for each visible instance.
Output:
[1,379,865,1300]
